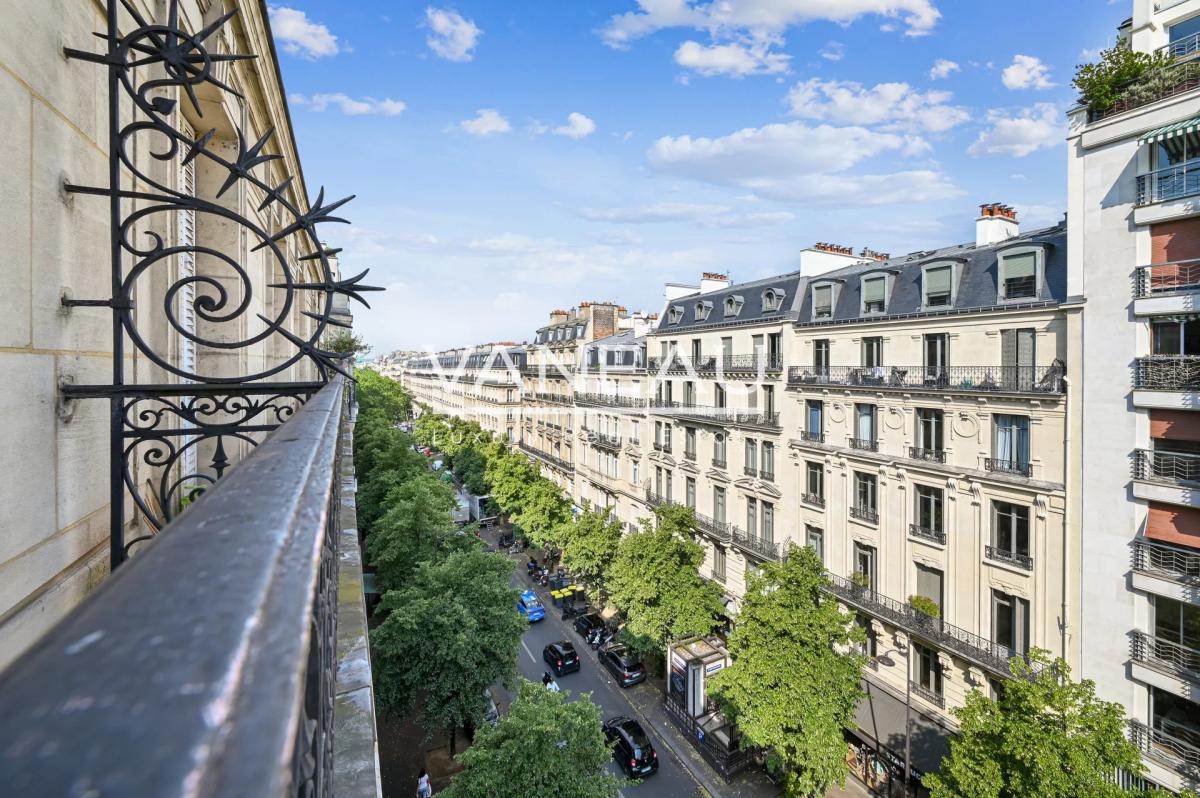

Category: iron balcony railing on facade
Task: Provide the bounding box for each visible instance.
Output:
[684,448,697,462]
[1135,356,1200,391]
[0,378,349,796]
[573,391,647,409]
[1129,719,1200,782]
[800,430,825,444]
[649,353,783,376]
[786,364,1065,395]
[590,432,622,451]
[532,392,573,406]
[521,364,574,378]
[712,457,728,469]
[1130,631,1200,685]
[802,492,825,508]
[1132,539,1200,584]
[1135,259,1200,298]
[645,488,670,507]
[910,681,946,709]
[824,571,1028,676]
[850,438,878,453]
[1088,58,1200,122]
[744,465,758,477]
[518,441,573,473]
[760,469,775,483]
[693,511,736,543]
[985,457,1032,477]
[649,402,782,429]
[1137,158,1200,205]
[711,569,726,583]
[986,545,1034,571]
[910,523,947,545]
[1133,448,1200,484]
[730,528,780,561]
[909,446,946,464]
[653,440,673,454]
[850,505,878,524]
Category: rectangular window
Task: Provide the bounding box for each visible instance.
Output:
[915,485,944,536]
[631,461,639,485]
[713,545,726,580]
[854,471,877,513]
[767,332,782,362]
[806,525,824,562]
[1002,253,1037,299]
[714,486,726,523]
[665,470,673,501]
[914,643,943,696]
[993,414,1030,471]
[746,497,758,537]
[714,433,727,465]
[854,403,877,448]
[863,276,887,313]
[763,385,775,416]
[814,285,833,318]
[721,336,733,359]
[862,337,883,368]
[685,427,697,460]
[915,408,944,453]
[686,476,696,508]
[1000,328,1036,390]
[924,333,948,375]
[915,563,944,614]
[925,265,953,306]
[691,339,702,361]
[746,384,757,409]
[752,334,765,355]
[806,462,824,500]
[761,502,774,543]
[631,420,640,444]
[715,383,727,408]
[761,441,775,481]
[805,400,824,441]
[663,424,672,449]
[856,614,877,657]
[992,590,1030,655]
[992,501,1030,556]
[655,466,663,496]
[813,339,830,374]
[853,542,877,589]
[683,381,695,406]
[745,438,758,475]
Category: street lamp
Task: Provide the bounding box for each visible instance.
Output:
[873,636,912,797]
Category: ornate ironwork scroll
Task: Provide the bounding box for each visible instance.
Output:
[64,0,380,567]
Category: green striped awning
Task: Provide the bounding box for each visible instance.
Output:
[1139,116,1200,144]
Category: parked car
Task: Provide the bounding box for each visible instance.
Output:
[483,688,500,726]
[542,640,580,675]
[573,612,605,638]
[602,716,658,777]
[599,644,646,688]
[517,590,545,623]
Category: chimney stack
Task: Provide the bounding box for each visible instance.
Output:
[549,309,569,324]
[976,203,1019,247]
[700,272,732,293]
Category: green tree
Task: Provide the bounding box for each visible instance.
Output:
[1073,39,1173,112]
[925,652,1160,798]
[325,330,372,357]
[560,507,623,591]
[451,445,490,496]
[606,508,723,660]
[441,680,628,798]
[366,473,463,590]
[484,446,539,513]
[371,549,525,750]
[513,477,574,550]
[708,546,865,797]
[354,368,410,426]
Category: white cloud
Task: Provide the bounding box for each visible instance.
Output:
[819,41,845,61]
[459,108,511,136]
[968,103,1064,158]
[425,7,482,62]
[268,6,339,59]
[553,112,597,139]
[1001,54,1055,90]
[929,58,959,79]
[785,79,969,133]
[674,38,790,77]
[1079,46,1105,62]
[290,93,406,116]
[646,121,959,205]
[600,0,941,48]
[578,202,795,228]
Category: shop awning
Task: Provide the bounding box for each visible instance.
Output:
[1139,116,1200,144]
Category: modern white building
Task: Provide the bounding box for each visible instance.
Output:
[1069,0,1200,791]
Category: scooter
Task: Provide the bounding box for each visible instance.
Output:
[538,568,551,587]
[589,626,616,650]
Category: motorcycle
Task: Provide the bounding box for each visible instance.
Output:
[538,568,550,587]
[589,626,616,650]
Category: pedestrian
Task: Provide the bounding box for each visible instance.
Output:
[416,768,432,798]
[542,671,552,687]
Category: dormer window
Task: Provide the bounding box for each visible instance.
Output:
[862,275,888,314]
[724,295,744,317]
[668,305,685,324]
[813,284,833,319]
[576,324,585,337]
[695,300,712,321]
[923,264,954,308]
[762,288,785,313]
[1000,252,1037,299]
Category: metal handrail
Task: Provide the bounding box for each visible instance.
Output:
[1133,448,1200,484]
[909,446,946,464]
[518,441,573,472]
[730,527,780,561]
[802,492,825,508]
[986,545,1033,571]
[531,391,573,405]
[0,378,347,796]
[1129,719,1200,780]
[573,391,647,409]
[1090,59,1200,122]
[1160,32,1200,60]
[985,457,1032,477]
[1135,258,1200,297]
[653,441,672,453]
[850,438,878,452]
[648,353,783,374]
[850,505,878,524]
[910,524,947,545]
[712,457,728,469]
[649,402,782,429]
[787,364,1065,394]
[910,681,945,709]
[1132,539,1200,583]
[1135,356,1200,391]
[1137,157,1200,205]
[1130,631,1200,684]
[801,430,825,444]
[590,432,622,450]
[694,511,736,543]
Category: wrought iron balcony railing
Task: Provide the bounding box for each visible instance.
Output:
[850,438,878,452]
[800,430,825,444]
[648,402,782,429]
[1134,448,1200,484]
[1130,631,1200,685]
[802,492,825,508]
[518,441,573,473]
[532,391,573,406]
[787,364,1065,395]
[910,524,947,545]
[645,488,671,507]
[986,545,1033,571]
[850,505,878,524]
[730,528,780,561]
[760,468,775,482]
[653,440,673,453]
[1132,539,1200,584]
[910,681,945,709]
[573,391,647,409]
[1129,719,1200,781]
[824,571,1029,676]
[589,431,622,450]
[1089,58,1200,122]
[1138,157,1200,205]
[694,511,736,543]
[0,378,350,796]
[1135,259,1200,298]
[985,457,1032,477]
[744,465,758,477]
[909,446,946,464]
[1135,356,1200,391]
[684,448,697,461]
[712,457,728,469]
[648,353,783,375]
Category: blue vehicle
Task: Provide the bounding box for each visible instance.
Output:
[517,590,545,623]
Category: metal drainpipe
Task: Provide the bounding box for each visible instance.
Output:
[1061,375,1072,662]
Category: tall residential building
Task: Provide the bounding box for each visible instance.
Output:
[1070,1,1200,791]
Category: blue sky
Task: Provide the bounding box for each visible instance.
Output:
[269,1,1124,353]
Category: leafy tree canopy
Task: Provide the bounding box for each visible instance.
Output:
[441,680,628,798]
[325,331,372,356]
[1073,39,1173,112]
[709,546,865,798]
[367,473,465,590]
[560,507,623,591]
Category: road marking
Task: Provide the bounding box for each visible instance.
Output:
[521,639,536,663]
